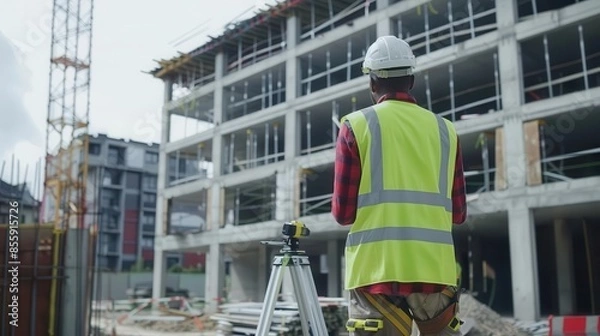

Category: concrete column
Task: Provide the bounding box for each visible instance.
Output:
[327,239,342,297]
[213,52,225,125]
[497,0,527,189]
[508,205,540,320]
[152,102,171,301]
[554,218,576,314]
[151,248,167,300]
[209,183,222,230]
[164,79,173,103]
[205,242,225,314]
[376,0,391,36]
[275,168,293,221]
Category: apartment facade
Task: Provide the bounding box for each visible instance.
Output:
[87,134,205,271]
[150,0,600,319]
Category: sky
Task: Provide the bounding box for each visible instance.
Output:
[0,0,277,194]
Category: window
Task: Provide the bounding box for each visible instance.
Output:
[108,146,126,165]
[103,169,122,186]
[141,237,154,248]
[142,175,157,190]
[142,213,155,232]
[145,151,159,164]
[126,172,140,189]
[101,189,120,208]
[89,143,101,155]
[142,193,156,208]
[102,212,119,230]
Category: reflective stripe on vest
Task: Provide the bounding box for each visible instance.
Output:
[346,106,454,248]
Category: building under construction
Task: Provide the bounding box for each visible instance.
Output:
[149,0,600,320]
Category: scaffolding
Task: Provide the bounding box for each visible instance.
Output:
[522,20,600,103]
[225,64,286,121]
[299,27,376,96]
[392,0,498,57]
[222,122,285,175]
[224,177,276,226]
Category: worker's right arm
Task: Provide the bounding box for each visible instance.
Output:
[452,139,467,224]
[331,122,361,225]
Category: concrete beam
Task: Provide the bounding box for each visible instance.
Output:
[467,176,600,216]
[164,128,216,154]
[515,1,600,42]
[151,249,167,300]
[165,83,216,112]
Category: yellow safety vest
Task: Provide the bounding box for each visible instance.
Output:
[341,100,458,289]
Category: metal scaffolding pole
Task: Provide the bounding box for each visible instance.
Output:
[301,174,307,215]
[238,38,242,70]
[253,37,257,64]
[540,125,548,183]
[326,50,331,88]
[268,71,273,107]
[424,4,430,54]
[481,134,490,191]
[310,1,316,39]
[175,150,181,181]
[307,53,313,94]
[468,0,475,39]
[229,133,235,173]
[253,132,258,168]
[543,34,553,98]
[261,74,266,109]
[531,0,538,15]
[449,63,456,121]
[578,25,589,90]
[306,111,312,154]
[347,40,352,81]
[246,130,252,169]
[268,24,272,57]
[448,1,454,45]
[328,0,334,29]
[494,53,500,111]
[243,81,248,115]
[265,123,270,164]
[397,17,403,38]
[351,96,357,111]
[425,72,432,111]
[235,187,240,225]
[277,68,282,104]
[273,123,279,160]
[332,101,338,144]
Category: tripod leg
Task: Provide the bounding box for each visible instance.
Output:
[256,264,285,336]
[289,262,314,336]
[299,262,328,335]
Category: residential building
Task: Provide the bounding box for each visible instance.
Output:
[87,134,205,271]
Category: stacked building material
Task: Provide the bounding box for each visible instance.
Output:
[210,298,348,335]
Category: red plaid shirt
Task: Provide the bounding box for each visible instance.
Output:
[332,92,467,296]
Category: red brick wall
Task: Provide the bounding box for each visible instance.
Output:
[182,252,206,268]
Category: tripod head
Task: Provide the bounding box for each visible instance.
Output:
[260,220,311,252]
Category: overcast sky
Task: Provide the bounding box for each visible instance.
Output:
[0,0,275,191]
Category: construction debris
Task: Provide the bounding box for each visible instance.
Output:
[458,293,530,336]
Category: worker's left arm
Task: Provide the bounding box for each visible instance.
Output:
[331,121,361,226]
[452,138,467,224]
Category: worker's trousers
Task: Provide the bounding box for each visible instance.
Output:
[348,287,462,336]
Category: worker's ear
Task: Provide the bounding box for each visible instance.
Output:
[369,75,378,93]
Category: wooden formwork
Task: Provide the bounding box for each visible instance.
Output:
[0,224,62,336]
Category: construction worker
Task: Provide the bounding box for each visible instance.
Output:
[332,36,467,336]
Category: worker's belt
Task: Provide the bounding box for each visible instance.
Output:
[413,287,462,334]
[346,318,384,332]
[362,293,413,335]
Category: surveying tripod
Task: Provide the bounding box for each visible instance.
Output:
[255,221,328,336]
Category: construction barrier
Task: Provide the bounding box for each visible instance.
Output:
[548,315,600,335]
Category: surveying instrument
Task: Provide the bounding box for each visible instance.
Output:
[255,221,328,336]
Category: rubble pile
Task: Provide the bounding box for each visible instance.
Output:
[459,293,530,336]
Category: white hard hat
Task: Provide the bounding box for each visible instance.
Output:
[362,36,416,78]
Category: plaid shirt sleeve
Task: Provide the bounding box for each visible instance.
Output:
[331,121,361,225]
[452,138,467,224]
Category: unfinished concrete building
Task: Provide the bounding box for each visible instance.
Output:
[149,0,600,319]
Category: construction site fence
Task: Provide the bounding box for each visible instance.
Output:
[94,272,205,301]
